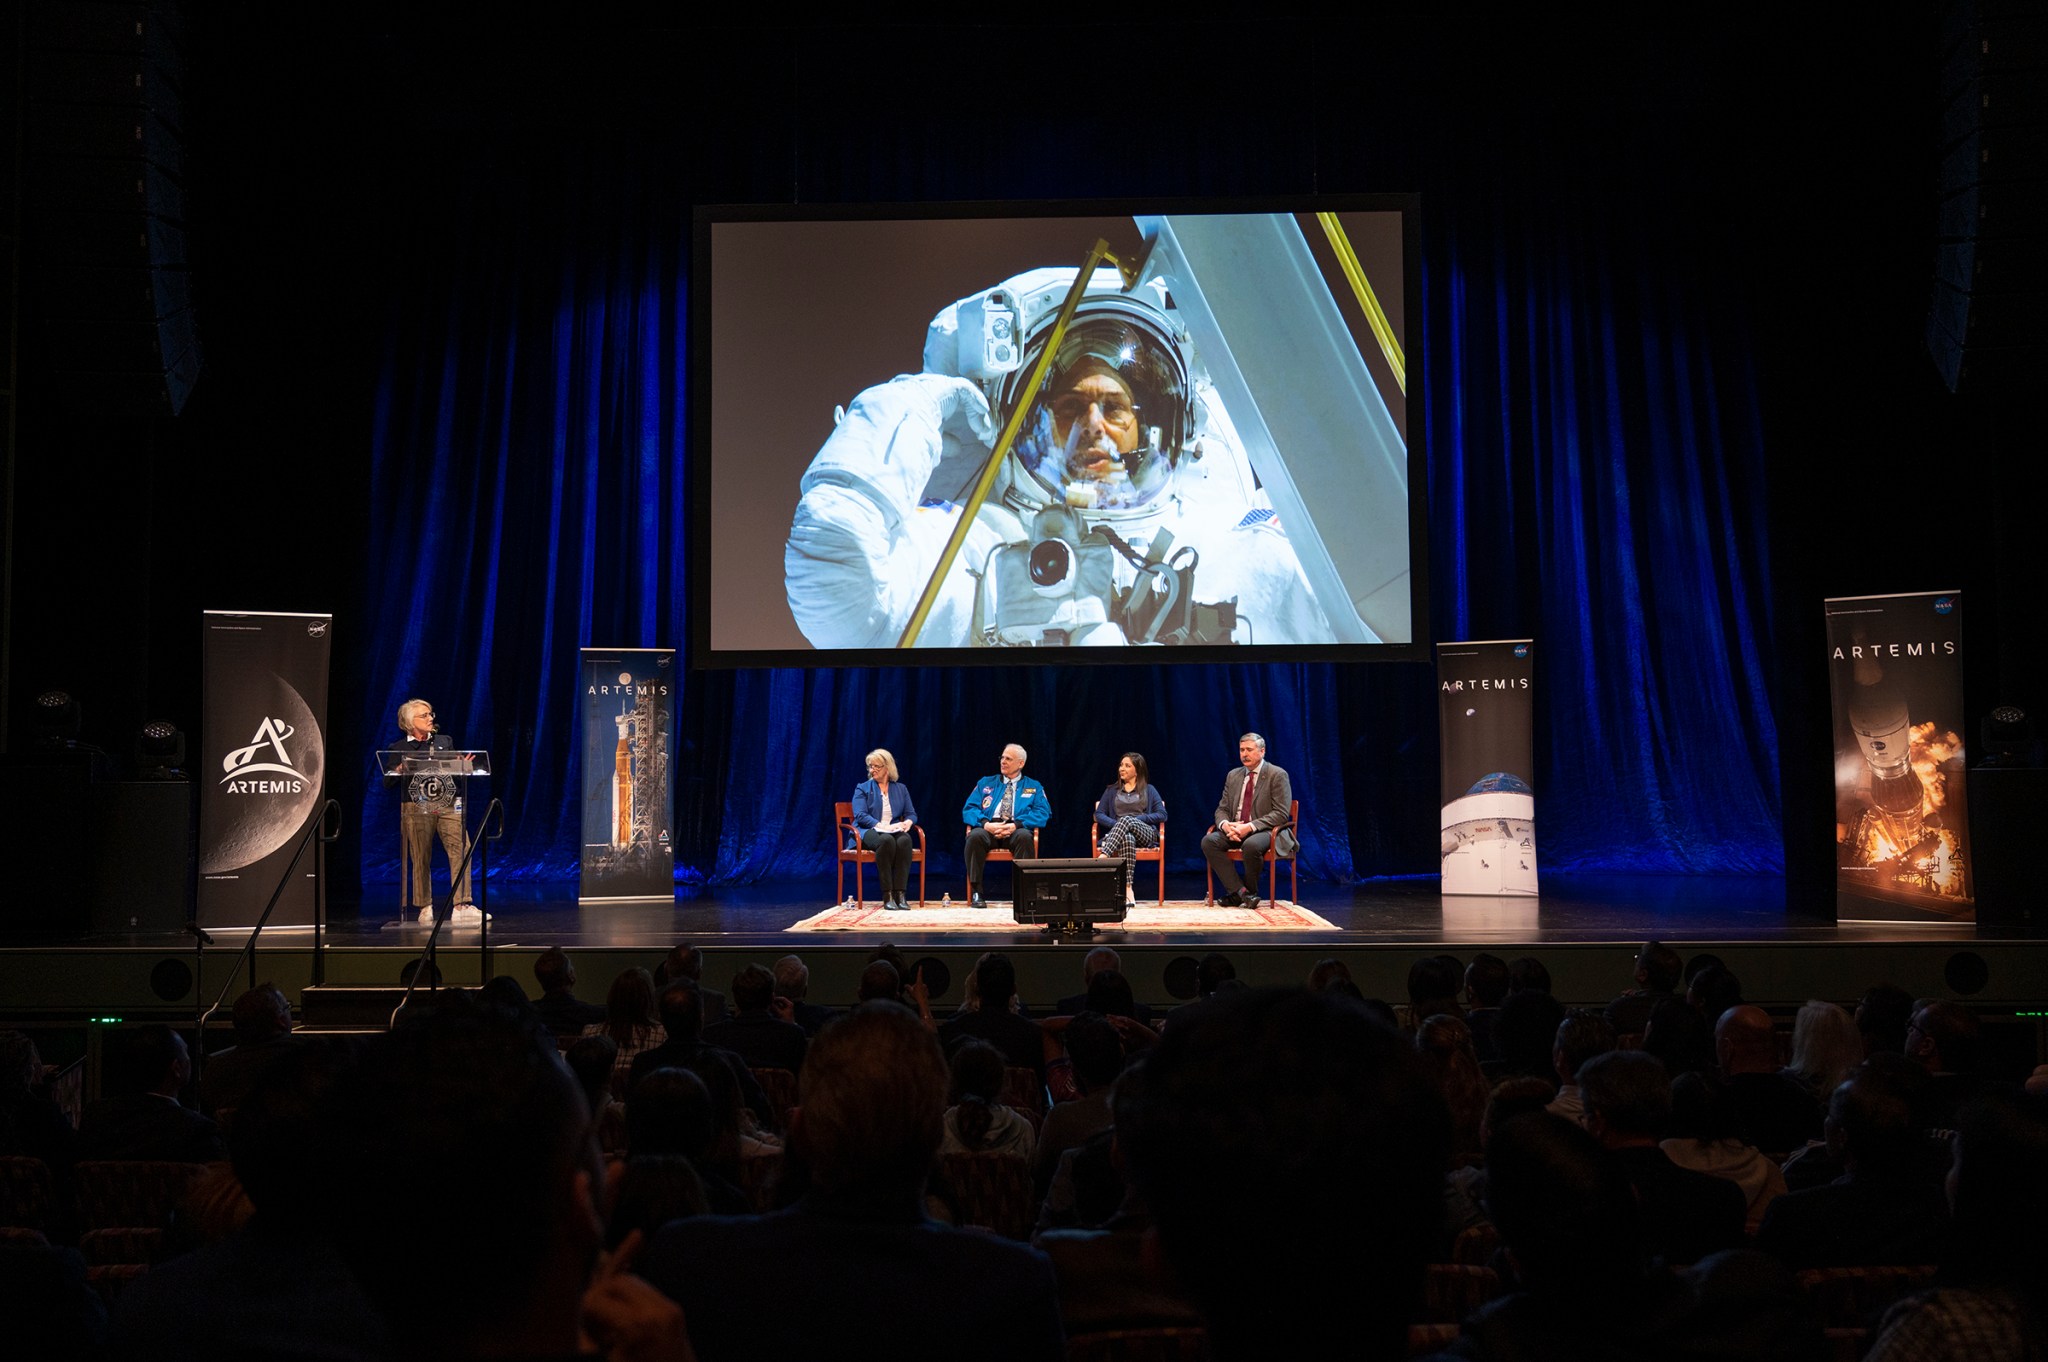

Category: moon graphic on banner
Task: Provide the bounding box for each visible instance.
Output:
[200,672,326,873]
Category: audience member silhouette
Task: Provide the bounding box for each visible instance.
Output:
[639,1001,1064,1360]
[1716,1006,1823,1154]
[1865,1088,2048,1362]
[1122,986,1450,1360]
[1577,1051,1745,1264]
[703,964,808,1075]
[1604,939,1682,1037]
[1662,1070,1788,1232]
[531,947,605,1037]
[1756,1061,1952,1270]
[197,983,297,1117]
[77,1025,223,1163]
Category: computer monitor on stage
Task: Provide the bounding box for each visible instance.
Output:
[1012,857,1127,935]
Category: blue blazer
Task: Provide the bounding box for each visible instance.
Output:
[851,779,918,843]
[1093,783,1166,828]
[961,774,1050,828]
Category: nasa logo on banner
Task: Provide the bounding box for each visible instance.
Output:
[199,611,332,927]
[1437,640,1538,896]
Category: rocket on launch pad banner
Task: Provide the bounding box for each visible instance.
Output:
[579,649,676,902]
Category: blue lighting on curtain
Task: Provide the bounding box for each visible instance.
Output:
[361,180,1783,889]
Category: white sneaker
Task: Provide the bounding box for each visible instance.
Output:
[417,907,435,925]
[451,904,490,925]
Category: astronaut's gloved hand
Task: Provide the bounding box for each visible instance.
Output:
[786,373,995,651]
[798,374,993,523]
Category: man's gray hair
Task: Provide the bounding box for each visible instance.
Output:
[1239,732,1266,751]
[772,953,809,1001]
[1005,743,1027,763]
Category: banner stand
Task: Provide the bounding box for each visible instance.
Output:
[579,649,677,903]
[1438,639,1538,897]
[198,611,332,928]
[1825,592,1973,923]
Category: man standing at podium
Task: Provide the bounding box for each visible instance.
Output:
[390,698,477,924]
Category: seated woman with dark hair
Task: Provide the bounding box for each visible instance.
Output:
[580,968,666,1100]
[852,748,919,911]
[940,1041,1035,1162]
[1093,752,1165,908]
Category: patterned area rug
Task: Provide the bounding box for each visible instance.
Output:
[785,899,1338,932]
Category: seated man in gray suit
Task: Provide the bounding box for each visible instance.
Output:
[1199,731,1295,908]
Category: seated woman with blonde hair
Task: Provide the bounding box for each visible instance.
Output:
[852,747,919,911]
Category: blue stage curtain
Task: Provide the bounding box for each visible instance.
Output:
[360,165,1781,888]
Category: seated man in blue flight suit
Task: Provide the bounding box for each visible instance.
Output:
[962,743,1051,909]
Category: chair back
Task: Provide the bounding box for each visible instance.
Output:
[835,802,857,850]
[936,1151,1035,1239]
[1450,1221,1500,1266]
[1797,1265,1940,1329]
[80,1227,165,1266]
[737,1150,783,1213]
[0,1156,54,1230]
[1418,1263,1502,1323]
[1065,1327,1212,1362]
[751,1066,799,1129]
[75,1160,209,1232]
[1000,1066,1049,1133]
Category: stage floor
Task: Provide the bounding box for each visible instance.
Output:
[286,872,1984,950]
[7,873,2041,1022]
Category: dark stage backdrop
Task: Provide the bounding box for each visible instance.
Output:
[354,144,1783,889]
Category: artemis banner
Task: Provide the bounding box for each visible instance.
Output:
[579,648,677,902]
[1438,639,1538,896]
[198,610,332,928]
[1826,591,1973,921]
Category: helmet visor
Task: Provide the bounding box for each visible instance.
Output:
[1014,319,1183,511]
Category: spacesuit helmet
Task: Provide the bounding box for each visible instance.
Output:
[931,267,1197,522]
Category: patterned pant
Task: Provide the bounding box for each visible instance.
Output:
[1098,817,1159,895]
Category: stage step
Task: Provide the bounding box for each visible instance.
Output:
[298,985,418,1031]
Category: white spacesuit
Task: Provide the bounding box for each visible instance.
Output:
[783,265,1332,649]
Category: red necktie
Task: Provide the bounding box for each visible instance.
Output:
[1238,769,1256,822]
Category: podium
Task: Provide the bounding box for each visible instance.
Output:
[377,748,493,925]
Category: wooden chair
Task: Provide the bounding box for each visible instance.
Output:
[1091,821,1168,906]
[1203,799,1299,905]
[835,802,926,907]
[970,828,1040,898]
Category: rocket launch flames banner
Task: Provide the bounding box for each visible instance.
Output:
[199,610,332,928]
[579,649,677,902]
[1438,640,1539,896]
[1826,592,1973,922]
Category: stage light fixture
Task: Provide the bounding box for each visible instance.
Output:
[134,720,187,778]
[1979,705,2039,766]
[33,689,81,744]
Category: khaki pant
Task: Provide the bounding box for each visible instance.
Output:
[401,803,472,907]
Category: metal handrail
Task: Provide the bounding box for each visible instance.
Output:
[195,798,342,1044]
[391,796,504,1029]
